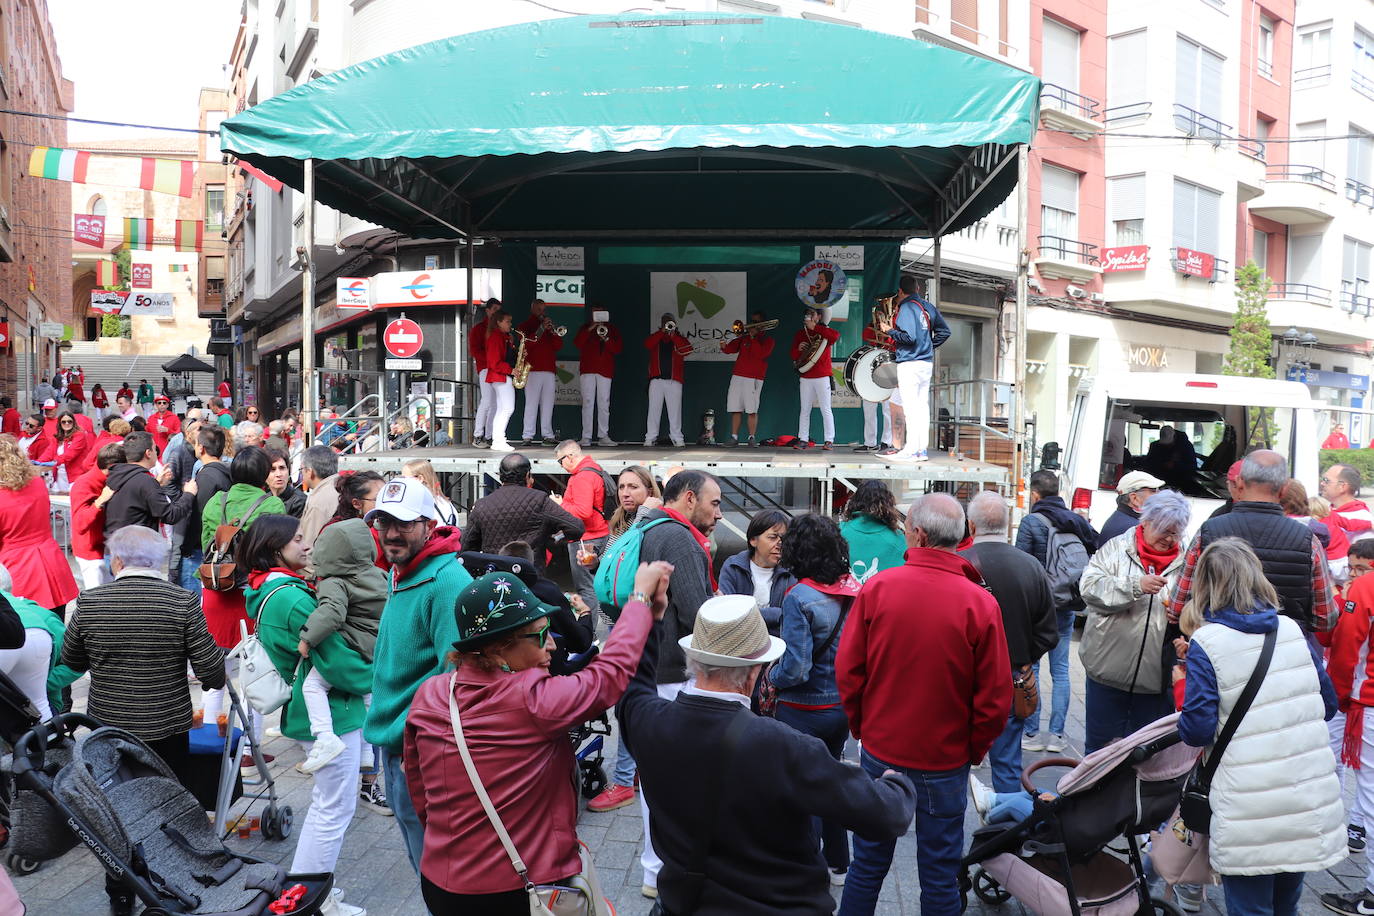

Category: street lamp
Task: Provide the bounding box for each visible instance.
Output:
[1278,326,1316,375]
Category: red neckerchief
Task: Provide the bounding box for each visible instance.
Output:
[1134,525,1178,574]
[246,566,308,590]
[796,575,862,598]
[661,506,717,590]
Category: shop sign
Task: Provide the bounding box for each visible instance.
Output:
[1286,367,1371,390]
[73,214,105,247]
[336,277,372,310]
[795,259,848,308]
[1125,344,1171,370]
[815,245,865,270]
[535,274,585,307]
[536,246,585,270]
[371,268,501,308]
[38,321,65,338]
[1101,245,1149,272]
[0,320,9,348]
[649,271,748,361]
[131,264,153,289]
[1174,247,1214,279]
[89,291,174,317]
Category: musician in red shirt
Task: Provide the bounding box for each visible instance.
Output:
[644,313,693,448]
[720,311,775,447]
[790,308,840,449]
[470,297,501,447]
[517,299,562,446]
[483,310,517,451]
[573,309,622,447]
[857,324,905,454]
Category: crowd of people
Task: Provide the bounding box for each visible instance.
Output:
[2,379,1373,916]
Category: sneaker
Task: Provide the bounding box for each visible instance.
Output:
[1322,890,1374,916]
[596,437,618,447]
[473,437,489,449]
[1021,732,1047,752]
[1351,823,1368,853]
[1044,734,1068,753]
[968,773,995,819]
[915,450,930,462]
[643,438,655,447]
[490,440,514,452]
[358,780,393,816]
[853,444,874,452]
[822,441,833,450]
[265,726,282,739]
[793,440,811,450]
[301,733,346,774]
[878,447,901,457]
[671,439,685,448]
[318,893,366,916]
[542,436,559,446]
[828,867,847,887]
[642,884,659,899]
[748,436,758,448]
[579,439,592,448]
[724,438,739,448]
[240,752,275,779]
[1175,884,1204,913]
[587,783,637,812]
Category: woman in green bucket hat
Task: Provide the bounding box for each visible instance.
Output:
[404,562,673,914]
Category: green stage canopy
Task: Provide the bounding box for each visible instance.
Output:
[220,13,1040,240]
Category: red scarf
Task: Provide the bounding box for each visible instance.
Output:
[246,566,308,590]
[662,506,717,590]
[1134,525,1178,574]
[795,575,862,598]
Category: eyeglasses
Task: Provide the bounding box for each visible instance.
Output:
[517,623,552,646]
[371,515,421,533]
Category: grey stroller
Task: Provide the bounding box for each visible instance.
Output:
[12,712,332,915]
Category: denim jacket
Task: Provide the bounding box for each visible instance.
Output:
[771,582,851,706]
[717,549,797,632]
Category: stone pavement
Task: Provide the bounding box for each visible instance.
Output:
[8,624,1364,914]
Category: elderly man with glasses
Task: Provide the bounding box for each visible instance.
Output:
[361,476,471,876]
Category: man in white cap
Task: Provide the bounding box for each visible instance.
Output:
[361,475,471,877]
[617,594,916,915]
[1100,470,1165,542]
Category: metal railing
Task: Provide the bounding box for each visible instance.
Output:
[1342,289,1374,317]
[1104,101,1151,123]
[1173,103,1231,144]
[1356,69,1374,102]
[1237,137,1266,160]
[1267,282,1332,305]
[1265,164,1336,191]
[1294,65,1331,88]
[929,377,1017,468]
[1348,178,1374,207]
[1040,84,1101,122]
[1036,235,1100,265]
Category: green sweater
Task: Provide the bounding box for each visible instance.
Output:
[201,484,286,552]
[6,590,81,715]
[245,574,371,741]
[840,514,909,584]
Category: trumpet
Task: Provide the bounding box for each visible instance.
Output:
[663,320,678,333]
[539,318,568,338]
[728,318,780,337]
[595,324,609,340]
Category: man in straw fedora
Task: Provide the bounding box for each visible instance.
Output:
[618,593,917,915]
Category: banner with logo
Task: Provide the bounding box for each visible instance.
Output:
[1101,245,1149,272]
[554,361,582,405]
[73,214,105,247]
[371,268,502,308]
[1173,247,1215,279]
[89,290,174,317]
[536,246,585,271]
[131,264,153,289]
[535,274,585,308]
[648,272,748,361]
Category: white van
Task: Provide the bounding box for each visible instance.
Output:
[1059,373,1323,536]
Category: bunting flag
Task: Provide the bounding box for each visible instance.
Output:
[73,213,105,247]
[140,157,195,197]
[174,220,204,252]
[28,146,90,182]
[96,259,119,288]
[131,263,153,289]
[236,158,285,193]
[123,217,154,250]
[168,264,190,273]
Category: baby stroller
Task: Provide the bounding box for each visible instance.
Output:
[0,667,76,876]
[961,714,1198,916]
[11,712,334,915]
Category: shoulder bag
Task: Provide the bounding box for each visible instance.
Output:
[1178,626,1277,834]
[447,672,611,916]
[199,491,272,592]
[961,546,1040,720]
[231,582,301,715]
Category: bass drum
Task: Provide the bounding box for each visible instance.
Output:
[844,347,897,403]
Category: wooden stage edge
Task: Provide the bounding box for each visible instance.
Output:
[338,443,1010,486]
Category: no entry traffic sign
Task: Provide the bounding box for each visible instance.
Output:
[384,317,424,359]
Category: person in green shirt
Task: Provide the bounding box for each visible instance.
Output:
[839,479,909,584]
[136,379,156,418]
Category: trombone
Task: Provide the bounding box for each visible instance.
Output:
[727,318,780,337]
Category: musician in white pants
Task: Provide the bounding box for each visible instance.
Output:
[483,311,518,451]
[878,276,951,462]
[469,298,501,446]
[574,316,621,446]
[518,300,561,444]
[790,308,840,449]
[644,316,693,447]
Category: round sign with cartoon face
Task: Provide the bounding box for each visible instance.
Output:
[795,259,848,308]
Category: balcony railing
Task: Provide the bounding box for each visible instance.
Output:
[1104,101,1151,123]
[1037,235,1100,266]
[1265,164,1336,192]
[1259,57,1274,79]
[1238,137,1267,160]
[1355,69,1374,102]
[1347,178,1374,208]
[1268,282,1332,305]
[1040,84,1101,122]
[1173,103,1231,144]
[1295,65,1331,89]
[1342,289,1374,317]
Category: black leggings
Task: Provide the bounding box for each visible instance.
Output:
[421,874,576,916]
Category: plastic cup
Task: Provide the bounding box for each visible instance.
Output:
[217,713,229,738]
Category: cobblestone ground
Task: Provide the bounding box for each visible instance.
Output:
[8,625,1360,914]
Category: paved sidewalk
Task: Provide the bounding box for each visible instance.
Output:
[9,625,1363,914]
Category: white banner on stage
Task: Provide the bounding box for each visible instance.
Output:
[647,271,747,361]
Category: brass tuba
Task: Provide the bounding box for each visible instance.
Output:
[512,331,532,389]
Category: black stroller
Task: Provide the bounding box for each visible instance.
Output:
[11,713,333,915]
[961,714,1198,916]
[0,665,74,876]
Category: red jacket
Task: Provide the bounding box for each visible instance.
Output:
[862,325,896,352]
[485,329,515,384]
[721,334,774,380]
[149,409,181,455]
[74,413,94,435]
[574,324,621,378]
[515,320,561,373]
[1,408,19,436]
[116,385,134,401]
[469,321,491,372]
[1324,432,1351,449]
[23,435,54,463]
[645,330,692,383]
[69,466,108,561]
[92,431,124,455]
[836,547,1010,770]
[52,429,94,480]
[1333,500,1374,540]
[562,456,609,540]
[790,325,840,379]
[1329,574,1374,709]
[91,389,108,408]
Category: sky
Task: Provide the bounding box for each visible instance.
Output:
[47,0,242,143]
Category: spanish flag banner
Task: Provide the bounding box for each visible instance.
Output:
[124,218,154,250]
[174,220,203,252]
[27,147,195,198]
[140,158,195,198]
[28,146,91,183]
[96,259,119,288]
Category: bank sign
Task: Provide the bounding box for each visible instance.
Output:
[535,274,585,308]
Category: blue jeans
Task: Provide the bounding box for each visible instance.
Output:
[1221,872,1304,916]
[179,550,203,592]
[986,709,1025,793]
[988,791,1034,824]
[775,703,852,871]
[1083,678,1173,756]
[381,745,423,875]
[1025,609,1073,737]
[838,751,966,916]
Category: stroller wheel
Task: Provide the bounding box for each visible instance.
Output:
[972,868,1011,905]
[1149,896,1185,916]
[261,806,280,840]
[580,766,608,800]
[5,853,40,875]
[276,805,294,839]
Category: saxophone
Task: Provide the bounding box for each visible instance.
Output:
[512,331,531,389]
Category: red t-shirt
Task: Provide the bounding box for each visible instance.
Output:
[790,325,840,379]
[721,334,775,380]
[574,324,622,378]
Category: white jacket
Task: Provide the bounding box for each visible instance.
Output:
[1190,616,1345,875]
[1078,533,1183,694]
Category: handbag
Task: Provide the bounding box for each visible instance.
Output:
[199,492,271,591]
[230,583,299,716]
[1012,665,1039,720]
[1178,627,1276,834]
[756,595,853,718]
[1149,808,1217,887]
[447,673,611,916]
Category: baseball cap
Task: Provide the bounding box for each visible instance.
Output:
[42,398,57,409]
[1116,470,1165,495]
[1227,460,1244,483]
[364,475,436,524]
[154,394,170,404]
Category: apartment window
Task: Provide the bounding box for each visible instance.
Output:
[1350,127,1374,203]
[951,0,978,44]
[1357,28,1374,100]
[1288,233,1322,286]
[1175,36,1225,134]
[1108,31,1147,117]
[1258,15,1275,78]
[1296,22,1331,85]
[1345,237,1373,295]
[1042,18,1081,102]
[1041,164,1080,255]
[1295,120,1327,171]
[1253,229,1268,273]
[88,195,106,218]
[1172,178,1222,255]
[1109,174,1146,245]
[205,184,225,233]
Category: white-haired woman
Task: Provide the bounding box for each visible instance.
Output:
[1176,537,1343,915]
[1078,489,1190,754]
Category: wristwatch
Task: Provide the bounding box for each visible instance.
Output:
[629,590,652,606]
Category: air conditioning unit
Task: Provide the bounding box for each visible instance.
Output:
[1065,285,1087,298]
[1090,292,1106,304]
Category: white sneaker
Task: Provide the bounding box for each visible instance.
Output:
[829,867,847,887]
[489,440,514,452]
[319,892,366,916]
[1021,732,1047,752]
[300,733,346,774]
[596,437,618,447]
[1045,734,1068,753]
[641,884,658,899]
[968,773,995,819]
[264,726,282,739]
[578,439,592,448]
[643,439,655,447]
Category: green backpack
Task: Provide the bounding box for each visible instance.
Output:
[594,516,677,616]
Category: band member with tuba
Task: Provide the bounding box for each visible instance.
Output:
[469,297,502,447]
[857,307,904,453]
[482,310,518,452]
[791,307,840,450]
[644,313,693,447]
[517,298,563,446]
[721,311,775,448]
[876,275,951,462]
[573,307,621,447]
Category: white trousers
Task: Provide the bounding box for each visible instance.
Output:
[490,380,516,447]
[798,376,834,443]
[641,680,687,887]
[474,369,495,439]
[896,359,933,456]
[77,557,108,590]
[303,667,336,740]
[580,373,612,442]
[646,379,684,445]
[0,628,53,720]
[93,406,106,422]
[862,397,893,448]
[521,371,556,440]
[1357,708,1374,893]
[289,727,362,873]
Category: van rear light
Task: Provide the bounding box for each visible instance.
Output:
[1072,487,1092,510]
[1185,380,1219,388]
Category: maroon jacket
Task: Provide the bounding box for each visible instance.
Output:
[836,547,1010,770]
